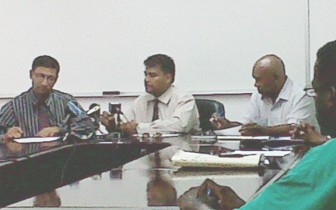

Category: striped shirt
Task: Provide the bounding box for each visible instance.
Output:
[0,88,94,142]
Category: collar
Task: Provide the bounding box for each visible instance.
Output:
[28,88,54,106]
[275,77,292,103]
[145,85,174,105]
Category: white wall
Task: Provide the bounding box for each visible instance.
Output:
[0,0,308,97]
[1,0,336,122]
[309,0,336,82]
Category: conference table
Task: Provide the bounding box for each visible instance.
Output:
[1,134,307,209]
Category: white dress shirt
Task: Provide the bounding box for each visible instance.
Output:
[242,77,320,130]
[125,85,200,134]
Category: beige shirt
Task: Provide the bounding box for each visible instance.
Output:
[125,85,200,134]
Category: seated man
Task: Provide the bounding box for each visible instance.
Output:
[192,40,336,210]
[238,40,336,210]
[102,54,200,135]
[0,55,94,142]
[213,54,319,136]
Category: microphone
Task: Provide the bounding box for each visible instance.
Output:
[87,103,103,134]
[68,101,85,117]
[109,103,122,114]
[108,103,129,122]
[87,103,101,117]
[62,101,85,141]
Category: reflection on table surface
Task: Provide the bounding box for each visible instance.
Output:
[2,135,307,209]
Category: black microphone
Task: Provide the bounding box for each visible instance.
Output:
[108,103,129,122]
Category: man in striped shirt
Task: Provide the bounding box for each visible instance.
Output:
[0,55,94,142]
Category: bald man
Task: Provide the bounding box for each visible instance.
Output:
[213,54,319,136]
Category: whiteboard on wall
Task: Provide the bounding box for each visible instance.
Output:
[0,0,307,97]
[309,0,336,82]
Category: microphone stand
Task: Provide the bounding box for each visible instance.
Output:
[116,112,122,128]
[62,114,71,142]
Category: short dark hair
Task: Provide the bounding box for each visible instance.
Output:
[32,55,60,74]
[316,40,336,87]
[144,54,175,83]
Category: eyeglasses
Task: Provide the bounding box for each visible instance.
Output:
[34,72,57,83]
[304,85,335,97]
[304,87,316,97]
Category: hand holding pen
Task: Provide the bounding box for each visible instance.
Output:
[197,178,245,209]
[290,122,330,145]
[210,113,242,130]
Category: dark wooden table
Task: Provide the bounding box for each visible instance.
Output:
[0,136,170,208]
[2,135,306,209]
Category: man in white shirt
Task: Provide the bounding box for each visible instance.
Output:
[102,54,199,136]
[213,54,319,136]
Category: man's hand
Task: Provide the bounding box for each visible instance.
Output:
[4,127,24,141]
[210,114,241,130]
[178,179,245,210]
[239,123,265,136]
[101,111,116,132]
[196,179,245,210]
[37,126,61,137]
[290,123,328,145]
[5,141,23,152]
[119,120,138,136]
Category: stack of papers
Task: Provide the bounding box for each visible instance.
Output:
[171,150,261,168]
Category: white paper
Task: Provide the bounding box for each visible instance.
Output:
[214,125,242,136]
[132,133,181,138]
[217,135,270,141]
[14,136,60,143]
[171,150,261,168]
[222,150,291,157]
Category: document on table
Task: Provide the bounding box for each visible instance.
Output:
[14,136,60,143]
[132,133,181,138]
[217,135,270,141]
[171,150,261,168]
[214,125,242,136]
[221,150,291,157]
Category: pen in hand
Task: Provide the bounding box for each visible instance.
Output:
[219,153,255,158]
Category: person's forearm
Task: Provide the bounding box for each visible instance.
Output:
[263,124,292,136]
[137,117,195,134]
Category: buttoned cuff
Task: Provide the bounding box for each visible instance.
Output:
[136,122,154,134]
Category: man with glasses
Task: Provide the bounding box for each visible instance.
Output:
[0,55,94,142]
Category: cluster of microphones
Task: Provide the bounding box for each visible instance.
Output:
[63,101,127,141]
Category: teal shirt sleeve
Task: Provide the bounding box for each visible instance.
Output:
[239,139,336,210]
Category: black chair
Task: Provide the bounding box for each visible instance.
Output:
[195,99,225,132]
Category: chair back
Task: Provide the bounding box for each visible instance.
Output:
[195,99,225,132]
